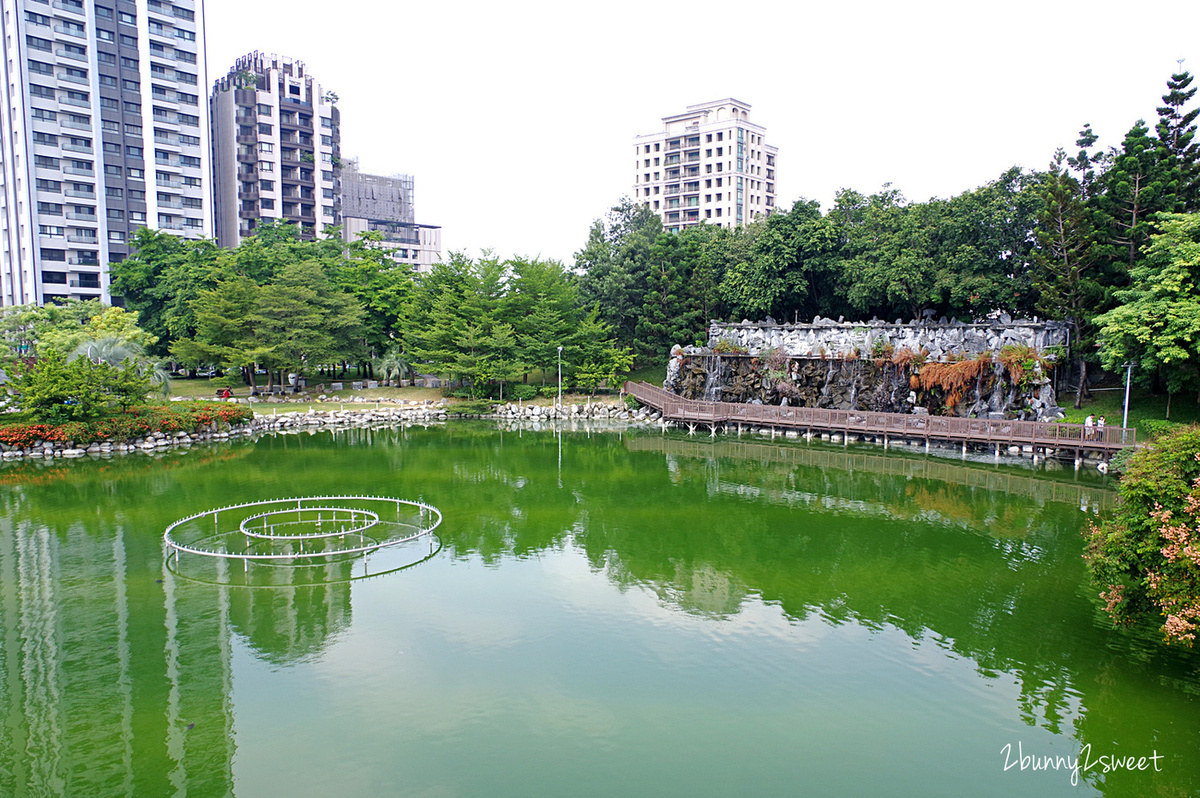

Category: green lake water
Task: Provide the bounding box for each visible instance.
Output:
[1,422,1198,797]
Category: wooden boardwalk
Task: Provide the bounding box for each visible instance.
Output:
[624,381,1135,457]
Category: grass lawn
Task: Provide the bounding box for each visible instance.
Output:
[1058,386,1200,434]
[627,358,667,387]
[164,375,626,415]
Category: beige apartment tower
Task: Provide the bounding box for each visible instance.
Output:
[633,98,777,233]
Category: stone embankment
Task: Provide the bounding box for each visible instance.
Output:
[0,401,662,461]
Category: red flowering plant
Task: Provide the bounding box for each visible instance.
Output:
[1085,426,1200,644]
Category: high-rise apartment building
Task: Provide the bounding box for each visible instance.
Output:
[209,53,340,248]
[0,0,210,306]
[633,98,777,233]
[339,159,440,273]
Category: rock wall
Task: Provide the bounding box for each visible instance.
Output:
[708,317,1069,360]
[665,317,1069,421]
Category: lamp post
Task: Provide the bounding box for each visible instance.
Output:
[1122,362,1134,442]
[557,346,563,408]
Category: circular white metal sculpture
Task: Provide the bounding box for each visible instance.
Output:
[164,495,442,563]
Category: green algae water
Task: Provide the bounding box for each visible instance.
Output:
[0,423,1197,797]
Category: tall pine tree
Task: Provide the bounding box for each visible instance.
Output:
[1156,69,1200,211]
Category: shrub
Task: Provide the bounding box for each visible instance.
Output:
[539,385,561,399]
[508,383,538,401]
[0,401,253,446]
[1141,419,1183,440]
[1107,446,1136,475]
[448,399,494,416]
[712,337,748,354]
[14,350,150,423]
[1085,425,1200,644]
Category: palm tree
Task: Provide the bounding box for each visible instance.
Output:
[70,336,172,395]
[376,349,412,386]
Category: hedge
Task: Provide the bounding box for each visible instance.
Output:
[0,401,254,447]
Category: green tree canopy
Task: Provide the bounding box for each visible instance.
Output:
[1096,213,1200,401]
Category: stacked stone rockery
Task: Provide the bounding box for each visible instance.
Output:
[663,317,1068,422]
[707,317,1068,360]
[0,401,659,462]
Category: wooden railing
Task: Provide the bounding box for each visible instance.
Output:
[625,381,1135,452]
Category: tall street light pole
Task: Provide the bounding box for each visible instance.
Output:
[1122,362,1134,442]
[557,346,564,408]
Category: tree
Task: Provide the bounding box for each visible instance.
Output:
[840,188,941,320]
[1085,425,1200,644]
[933,167,1041,318]
[575,198,662,352]
[501,257,577,383]
[1096,213,1200,407]
[635,231,704,358]
[1156,70,1200,212]
[69,336,170,395]
[172,275,271,388]
[13,349,150,423]
[718,200,839,323]
[335,231,416,359]
[1033,151,1107,408]
[1099,119,1179,271]
[109,229,226,357]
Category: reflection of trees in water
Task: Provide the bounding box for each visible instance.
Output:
[542,433,1196,795]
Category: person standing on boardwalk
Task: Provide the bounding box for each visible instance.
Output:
[1084,414,1095,440]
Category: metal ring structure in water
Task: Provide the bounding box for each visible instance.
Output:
[164,495,442,563]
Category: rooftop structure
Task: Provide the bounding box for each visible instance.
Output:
[340,159,440,272]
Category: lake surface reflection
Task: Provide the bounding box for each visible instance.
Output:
[0,423,1196,797]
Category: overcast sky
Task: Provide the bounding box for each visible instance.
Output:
[203,0,1200,266]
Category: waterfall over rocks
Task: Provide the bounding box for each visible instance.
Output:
[663,319,1070,422]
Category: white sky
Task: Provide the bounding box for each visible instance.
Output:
[203,0,1200,266]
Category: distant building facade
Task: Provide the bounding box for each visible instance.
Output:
[0,0,211,306]
[209,52,339,248]
[340,159,440,272]
[633,98,777,233]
